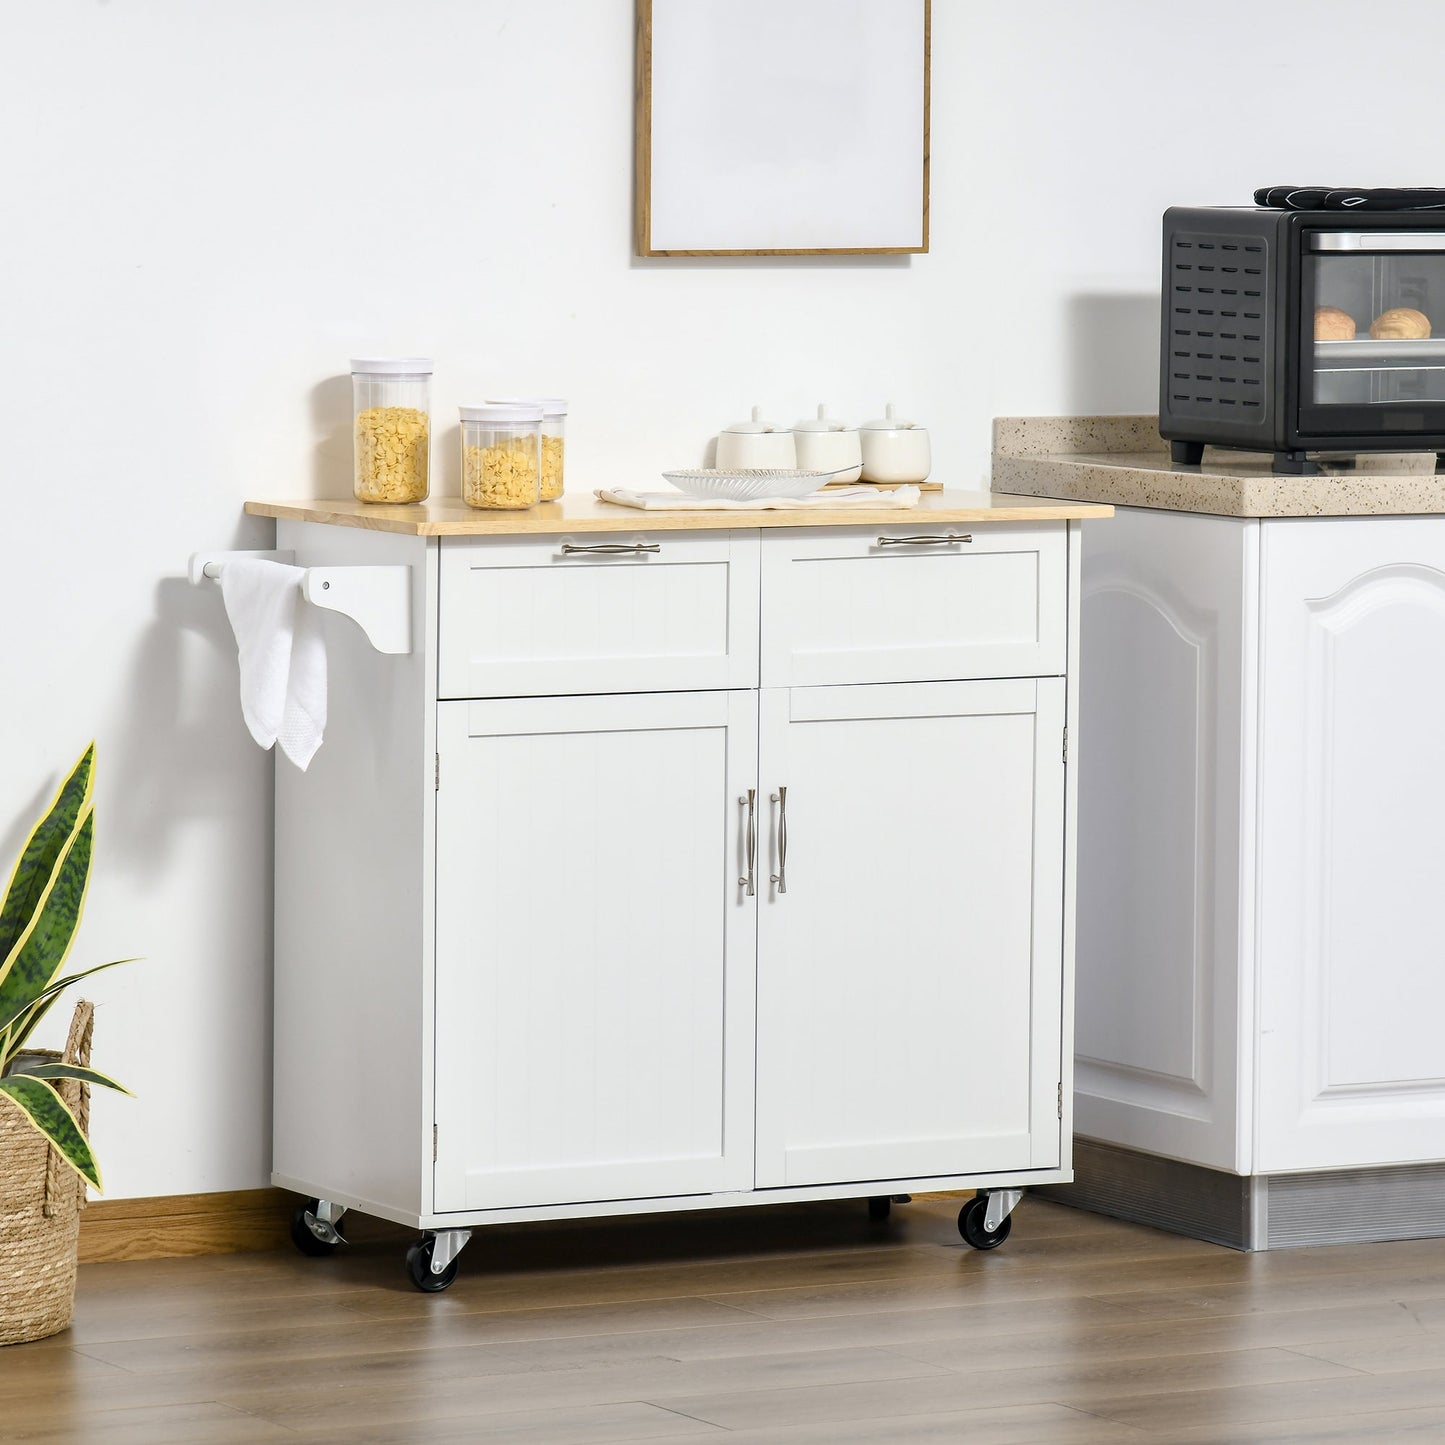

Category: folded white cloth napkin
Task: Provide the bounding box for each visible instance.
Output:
[219,559,327,770]
[596,485,921,511]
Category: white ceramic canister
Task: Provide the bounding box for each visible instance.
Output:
[792,404,862,483]
[716,405,797,470]
[858,402,931,484]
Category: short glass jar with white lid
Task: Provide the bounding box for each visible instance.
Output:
[487,398,567,500]
[351,358,432,503]
[460,405,543,509]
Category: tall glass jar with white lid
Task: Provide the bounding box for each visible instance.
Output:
[460,405,543,509]
[351,358,432,503]
[487,397,567,500]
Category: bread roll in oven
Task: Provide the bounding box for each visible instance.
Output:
[1314,306,1356,341]
[1370,307,1432,340]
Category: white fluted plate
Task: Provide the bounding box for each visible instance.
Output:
[662,468,835,501]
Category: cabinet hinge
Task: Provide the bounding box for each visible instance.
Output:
[1058,1082,1064,1119]
[435,753,440,791]
[1062,727,1068,765]
[432,1123,438,1162]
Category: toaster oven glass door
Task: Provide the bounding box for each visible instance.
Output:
[1303,231,1445,437]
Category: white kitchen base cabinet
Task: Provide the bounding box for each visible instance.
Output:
[1064,506,1445,1248]
[256,501,1100,1290]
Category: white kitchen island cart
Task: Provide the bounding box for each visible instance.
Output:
[233,488,1108,1290]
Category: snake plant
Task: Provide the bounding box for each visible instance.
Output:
[0,745,131,1190]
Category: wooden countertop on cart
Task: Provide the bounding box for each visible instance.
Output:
[244,489,1113,536]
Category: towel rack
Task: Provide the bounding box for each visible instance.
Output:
[189,550,413,656]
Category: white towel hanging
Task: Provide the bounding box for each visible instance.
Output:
[219,559,327,770]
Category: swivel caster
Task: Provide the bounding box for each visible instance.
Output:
[958,1190,1020,1251]
[290,1198,346,1257]
[405,1228,472,1293]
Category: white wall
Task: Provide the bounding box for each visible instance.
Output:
[4,0,1443,1198]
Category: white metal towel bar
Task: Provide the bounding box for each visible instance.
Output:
[188,550,413,655]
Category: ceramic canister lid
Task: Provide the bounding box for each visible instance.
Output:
[860,402,923,431]
[723,404,786,434]
[794,403,855,433]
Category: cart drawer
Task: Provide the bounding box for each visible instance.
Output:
[761,524,1067,687]
[439,531,760,698]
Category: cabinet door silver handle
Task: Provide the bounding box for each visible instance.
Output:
[559,542,660,556]
[738,789,756,896]
[875,533,972,547]
[769,786,788,894]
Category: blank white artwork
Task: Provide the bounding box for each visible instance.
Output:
[642,0,928,254]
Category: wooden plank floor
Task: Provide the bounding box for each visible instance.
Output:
[9,1195,1445,1442]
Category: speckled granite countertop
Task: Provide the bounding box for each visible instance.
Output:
[992,416,1445,518]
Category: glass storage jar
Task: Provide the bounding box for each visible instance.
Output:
[460,405,543,509]
[351,358,432,503]
[488,397,567,500]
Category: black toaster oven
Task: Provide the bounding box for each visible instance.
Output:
[1160,206,1445,474]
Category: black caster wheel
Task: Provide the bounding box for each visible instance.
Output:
[958,1195,1011,1250]
[406,1235,460,1293]
[867,1196,892,1222]
[290,1199,341,1258]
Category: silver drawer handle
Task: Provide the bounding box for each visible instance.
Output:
[739,789,756,896]
[769,786,788,895]
[876,534,972,547]
[559,542,660,556]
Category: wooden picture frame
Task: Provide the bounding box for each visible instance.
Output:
[635,0,930,258]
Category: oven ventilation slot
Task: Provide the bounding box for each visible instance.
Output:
[1167,231,1269,420]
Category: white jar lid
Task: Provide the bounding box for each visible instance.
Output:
[794,403,854,434]
[460,404,543,423]
[350,357,434,376]
[860,401,922,431]
[487,396,568,419]
[723,404,786,435]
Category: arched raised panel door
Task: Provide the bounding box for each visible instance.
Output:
[432,691,757,1212]
[1259,519,1445,1172]
[1076,581,1214,1110]
[1074,508,1249,1174]
[754,678,1065,1188]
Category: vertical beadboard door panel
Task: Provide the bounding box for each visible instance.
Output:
[1258,518,1445,1172]
[433,691,757,1211]
[755,679,1066,1188]
[438,531,760,698]
[760,524,1067,687]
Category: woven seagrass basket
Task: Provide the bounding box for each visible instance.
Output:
[0,1001,93,1346]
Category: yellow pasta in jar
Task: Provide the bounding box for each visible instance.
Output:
[354,407,429,503]
[540,435,564,501]
[463,436,540,509]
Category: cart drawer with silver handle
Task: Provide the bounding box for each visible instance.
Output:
[760,524,1067,687]
[439,531,760,698]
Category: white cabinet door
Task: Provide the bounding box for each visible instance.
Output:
[433,691,756,1211]
[755,679,1066,1188]
[1075,508,1255,1174]
[1258,518,1445,1172]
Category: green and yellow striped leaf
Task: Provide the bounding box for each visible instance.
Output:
[0,958,133,1039]
[0,745,94,967]
[0,809,93,1032]
[0,1074,100,1190]
[12,1061,132,1096]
